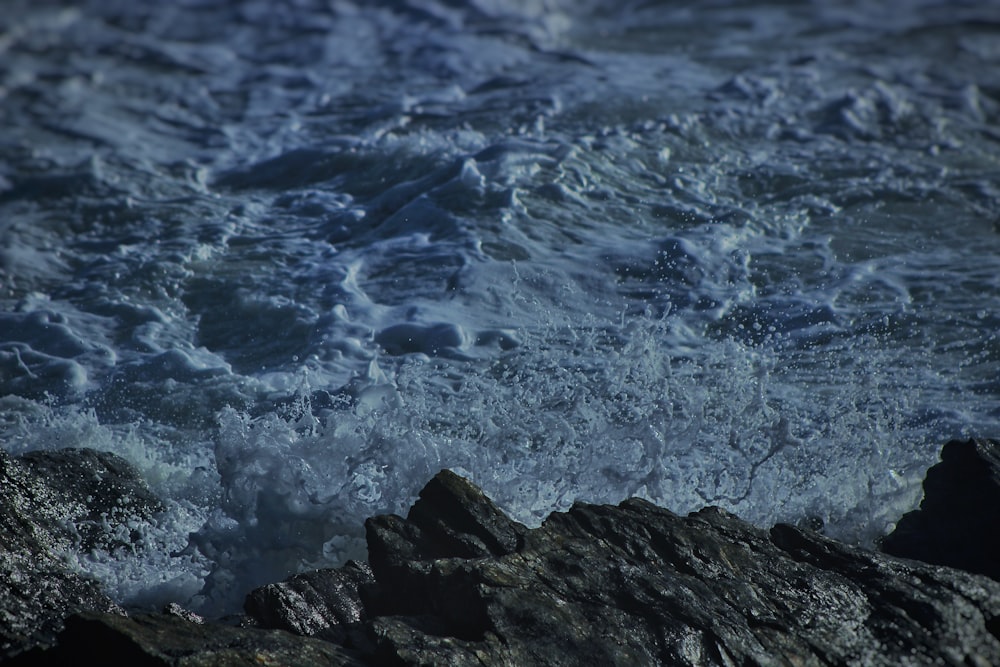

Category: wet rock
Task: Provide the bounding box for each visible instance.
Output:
[350,470,1000,666]
[0,539,121,662]
[9,448,1000,666]
[162,602,204,625]
[244,561,375,649]
[881,437,1000,581]
[237,468,1000,665]
[16,447,164,552]
[7,610,366,667]
[0,447,161,659]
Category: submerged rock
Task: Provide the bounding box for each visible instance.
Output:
[881,438,1000,582]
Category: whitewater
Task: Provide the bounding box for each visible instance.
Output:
[2,0,999,616]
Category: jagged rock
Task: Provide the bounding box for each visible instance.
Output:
[243,560,375,649]
[881,437,1000,581]
[9,447,1000,666]
[0,447,161,659]
[240,468,1000,666]
[361,467,528,621]
[352,471,1000,665]
[7,610,367,667]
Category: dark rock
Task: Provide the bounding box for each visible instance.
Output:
[362,468,528,620]
[17,447,164,552]
[881,437,1000,581]
[0,447,162,659]
[244,560,375,649]
[354,477,1000,666]
[249,468,1000,666]
[6,610,367,667]
[0,545,121,662]
[367,468,527,568]
[10,448,1000,666]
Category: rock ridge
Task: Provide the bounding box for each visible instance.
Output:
[4,439,1000,665]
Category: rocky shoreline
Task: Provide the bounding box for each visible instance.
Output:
[2,439,999,665]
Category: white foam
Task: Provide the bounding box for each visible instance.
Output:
[3,0,1000,620]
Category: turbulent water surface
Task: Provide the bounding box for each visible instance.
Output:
[2,0,1000,615]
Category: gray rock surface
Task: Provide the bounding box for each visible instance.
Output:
[881,437,1000,582]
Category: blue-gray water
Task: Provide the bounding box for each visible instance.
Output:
[2,0,999,616]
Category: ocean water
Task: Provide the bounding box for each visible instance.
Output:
[2,0,999,616]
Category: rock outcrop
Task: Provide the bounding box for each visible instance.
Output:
[0,447,161,659]
[249,468,1000,666]
[881,438,1000,582]
[5,439,1000,666]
